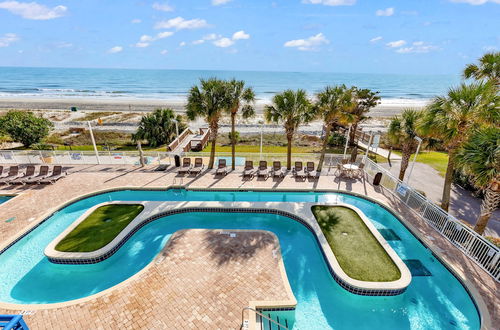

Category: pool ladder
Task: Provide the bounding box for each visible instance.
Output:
[240,307,289,330]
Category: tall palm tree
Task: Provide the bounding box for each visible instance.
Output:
[387,109,423,181]
[463,51,500,86]
[315,85,354,171]
[264,89,314,170]
[420,82,499,211]
[132,108,184,148]
[186,78,230,169]
[347,88,380,145]
[455,127,499,235]
[226,79,255,170]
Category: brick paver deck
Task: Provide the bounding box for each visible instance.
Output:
[0,164,499,328]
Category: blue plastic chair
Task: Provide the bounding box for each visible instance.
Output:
[0,315,29,330]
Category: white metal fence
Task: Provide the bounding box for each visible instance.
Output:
[1,149,498,281]
[363,158,500,282]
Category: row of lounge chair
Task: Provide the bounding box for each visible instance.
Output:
[177,158,204,176]
[0,165,67,185]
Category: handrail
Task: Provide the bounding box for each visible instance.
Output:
[240,307,288,330]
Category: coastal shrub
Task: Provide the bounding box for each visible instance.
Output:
[228,131,240,144]
[328,132,346,147]
[132,108,186,147]
[0,111,53,147]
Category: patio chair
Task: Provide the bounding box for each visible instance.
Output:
[0,166,20,185]
[341,158,349,165]
[243,161,255,179]
[9,165,36,185]
[190,158,204,176]
[355,163,365,178]
[0,166,3,177]
[271,161,284,178]
[24,165,50,184]
[215,159,228,176]
[292,162,306,179]
[335,163,345,177]
[0,314,29,330]
[38,166,67,184]
[177,158,192,175]
[306,162,320,180]
[257,161,269,179]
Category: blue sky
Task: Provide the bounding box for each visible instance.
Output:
[0,0,498,74]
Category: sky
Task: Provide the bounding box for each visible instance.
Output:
[0,0,499,74]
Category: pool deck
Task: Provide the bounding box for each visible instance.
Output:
[0,164,499,329]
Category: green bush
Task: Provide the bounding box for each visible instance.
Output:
[0,111,53,147]
[328,132,346,147]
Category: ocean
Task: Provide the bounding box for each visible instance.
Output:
[0,67,461,105]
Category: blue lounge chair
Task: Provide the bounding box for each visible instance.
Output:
[0,314,29,330]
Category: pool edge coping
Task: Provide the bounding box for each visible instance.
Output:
[0,185,491,330]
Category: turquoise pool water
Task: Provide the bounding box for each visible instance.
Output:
[0,190,480,329]
[0,195,13,205]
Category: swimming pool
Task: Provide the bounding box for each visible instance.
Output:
[0,189,480,329]
[0,195,14,205]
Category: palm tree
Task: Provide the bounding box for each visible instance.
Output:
[226,79,256,170]
[186,78,230,169]
[314,85,354,171]
[455,127,499,235]
[420,82,499,211]
[264,89,314,170]
[347,88,380,146]
[132,108,184,148]
[387,109,423,181]
[463,51,500,86]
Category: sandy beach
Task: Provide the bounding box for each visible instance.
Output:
[0,97,429,118]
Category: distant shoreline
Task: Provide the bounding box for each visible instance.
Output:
[0,97,429,118]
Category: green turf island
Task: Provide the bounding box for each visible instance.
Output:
[55,204,144,253]
[312,205,401,282]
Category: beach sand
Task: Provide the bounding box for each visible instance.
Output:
[0,97,429,118]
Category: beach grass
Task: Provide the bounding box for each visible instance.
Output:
[74,112,120,122]
[312,205,401,282]
[55,204,144,252]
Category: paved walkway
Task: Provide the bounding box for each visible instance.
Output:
[357,140,401,161]
[0,164,498,328]
[380,161,500,238]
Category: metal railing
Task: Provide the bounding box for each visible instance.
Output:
[363,158,500,282]
[240,307,288,330]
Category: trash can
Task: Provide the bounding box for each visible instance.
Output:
[174,154,181,167]
[373,172,382,185]
[71,106,78,112]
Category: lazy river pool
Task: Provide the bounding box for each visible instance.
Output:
[0,189,480,329]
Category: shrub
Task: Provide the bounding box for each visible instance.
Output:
[328,132,346,147]
[0,111,53,147]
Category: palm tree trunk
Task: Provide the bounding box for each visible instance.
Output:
[473,187,499,235]
[349,123,358,146]
[208,122,218,170]
[286,135,292,170]
[441,151,456,211]
[398,148,411,181]
[231,113,236,171]
[317,125,331,172]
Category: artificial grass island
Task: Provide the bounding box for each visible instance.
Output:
[55,204,144,252]
[312,205,401,282]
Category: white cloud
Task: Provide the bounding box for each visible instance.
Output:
[284,33,329,51]
[203,33,219,40]
[157,31,174,39]
[396,41,438,54]
[386,40,406,48]
[302,0,356,6]
[212,0,232,5]
[214,37,234,48]
[0,1,67,20]
[232,30,250,40]
[107,46,123,54]
[131,18,141,24]
[135,42,150,48]
[155,16,209,30]
[179,41,186,47]
[370,36,383,43]
[376,7,394,16]
[449,0,500,5]
[140,35,154,42]
[0,33,19,47]
[160,49,168,55]
[152,2,173,12]
[192,39,205,45]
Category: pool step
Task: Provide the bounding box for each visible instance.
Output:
[259,310,295,330]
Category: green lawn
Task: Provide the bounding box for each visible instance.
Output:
[312,205,401,282]
[394,150,449,176]
[55,204,144,252]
